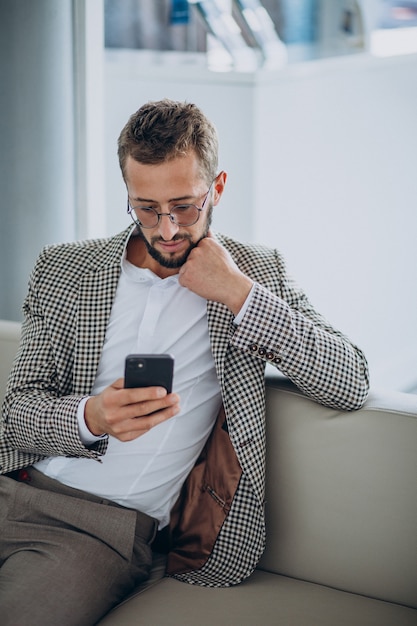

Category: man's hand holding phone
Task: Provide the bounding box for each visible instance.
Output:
[84,355,179,442]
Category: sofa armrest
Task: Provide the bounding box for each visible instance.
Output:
[0,320,21,403]
[259,375,417,608]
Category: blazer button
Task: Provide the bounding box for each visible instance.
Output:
[274,356,282,364]
[266,352,275,360]
[239,437,254,448]
[250,344,258,352]
[258,347,267,356]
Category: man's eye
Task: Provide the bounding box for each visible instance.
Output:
[138,207,156,214]
[172,205,193,213]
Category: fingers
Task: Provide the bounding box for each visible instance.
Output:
[109,396,181,442]
[84,382,180,442]
[119,390,180,421]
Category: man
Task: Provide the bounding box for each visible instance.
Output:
[0,99,369,625]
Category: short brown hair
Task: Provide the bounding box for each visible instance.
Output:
[118,99,218,184]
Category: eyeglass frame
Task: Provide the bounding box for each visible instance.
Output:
[127,180,215,229]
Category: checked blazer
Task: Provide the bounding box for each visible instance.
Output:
[0,226,369,586]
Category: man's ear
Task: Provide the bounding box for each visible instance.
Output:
[213,170,227,205]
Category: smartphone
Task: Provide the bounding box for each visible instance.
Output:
[124,354,174,393]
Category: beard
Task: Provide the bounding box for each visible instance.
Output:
[135,205,213,269]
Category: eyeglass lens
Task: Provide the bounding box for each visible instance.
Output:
[133,205,200,228]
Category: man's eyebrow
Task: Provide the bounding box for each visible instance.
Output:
[131,194,196,204]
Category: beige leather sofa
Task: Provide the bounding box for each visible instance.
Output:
[1,320,416,625]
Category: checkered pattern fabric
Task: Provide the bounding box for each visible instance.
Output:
[172,473,266,587]
[0,227,369,585]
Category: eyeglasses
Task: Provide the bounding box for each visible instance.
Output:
[127,181,214,229]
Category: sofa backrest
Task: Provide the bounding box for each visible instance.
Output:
[261,377,417,609]
[0,320,21,403]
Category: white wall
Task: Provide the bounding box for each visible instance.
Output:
[253,53,417,392]
[104,51,417,392]
[0,0,76,321]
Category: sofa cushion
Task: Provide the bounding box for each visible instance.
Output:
[98,570,417,626]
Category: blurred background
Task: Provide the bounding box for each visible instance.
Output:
[0,0,416,392]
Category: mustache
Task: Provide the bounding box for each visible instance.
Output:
[150,233,193,245]
[150,232,209,247]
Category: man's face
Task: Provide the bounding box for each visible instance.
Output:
[125,152,222,276]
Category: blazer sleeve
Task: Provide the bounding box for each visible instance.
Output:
[230,252,369,411]
[2,249,107,461]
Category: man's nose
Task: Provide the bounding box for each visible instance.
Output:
[157,214,180,240]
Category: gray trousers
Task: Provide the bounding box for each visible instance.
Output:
[0,468,162,626]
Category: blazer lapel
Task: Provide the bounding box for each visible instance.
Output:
[72,229,130,395]
[207,233,242,384]
[207,300,234,388]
